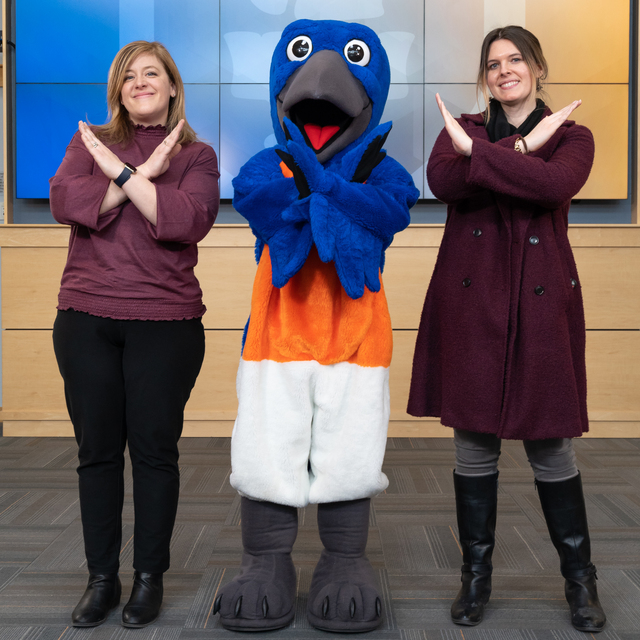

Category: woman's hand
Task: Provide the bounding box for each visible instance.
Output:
[78,121,127,180]
[523,100,582,153]
[119,120,185,227]
[436,93,473,157]
[137,119,184,180]
[78,121,130,214]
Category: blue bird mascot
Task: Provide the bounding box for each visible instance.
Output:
[214,19,419,632]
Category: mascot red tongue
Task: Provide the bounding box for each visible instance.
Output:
[213,18,419,634]
[305,124,340,149]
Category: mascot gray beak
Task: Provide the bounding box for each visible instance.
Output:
[277,49,373,163]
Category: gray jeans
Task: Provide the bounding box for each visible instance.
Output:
[454,429,578,482]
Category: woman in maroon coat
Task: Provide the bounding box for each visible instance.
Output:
[408,26,605,633]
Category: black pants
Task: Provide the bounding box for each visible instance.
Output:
[53,310,205,574]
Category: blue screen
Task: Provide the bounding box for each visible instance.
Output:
[17,84,109,198]
[16,0,221,198]
[16,0,428,199]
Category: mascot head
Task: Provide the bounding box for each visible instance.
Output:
[270,19,391,164]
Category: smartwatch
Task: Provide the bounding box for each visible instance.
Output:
[114,162,137,187]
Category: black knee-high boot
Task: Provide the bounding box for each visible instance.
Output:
[536,473,606,633]
[214,497,298,631]
[450,471,498,626]
[307,498,383,632]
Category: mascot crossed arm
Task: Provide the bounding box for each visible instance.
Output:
[214,19,419,633]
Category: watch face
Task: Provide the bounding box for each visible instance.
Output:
[124,162,137,173]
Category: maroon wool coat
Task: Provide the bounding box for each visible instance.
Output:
[407,109,595,440]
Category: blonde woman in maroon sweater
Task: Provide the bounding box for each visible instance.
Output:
[50,41,219,628]
[408,26,605,633]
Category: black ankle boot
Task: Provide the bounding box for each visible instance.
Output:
[307,498,383,633]
[450,471,498,626]
[72,573,121,627]
[121,572,163,628]
[214,498,298,631]
[537,473,606,633]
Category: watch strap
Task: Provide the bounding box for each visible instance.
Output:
[114,162,136,188]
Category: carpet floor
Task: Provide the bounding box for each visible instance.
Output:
[0,436,638,639]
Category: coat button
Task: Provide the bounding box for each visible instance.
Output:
[462,278,471,288]
[473,228,482,237]
[529,235,540,245]
[535,285,545,295]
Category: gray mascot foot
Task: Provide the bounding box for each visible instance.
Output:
[214,552,296,630]
[214,498,298,631]
[308,550,382,632]
[307,499,383,632]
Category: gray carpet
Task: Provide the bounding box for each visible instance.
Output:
[0,436,638,639]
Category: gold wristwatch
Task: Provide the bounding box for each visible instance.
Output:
[514,137,528,154]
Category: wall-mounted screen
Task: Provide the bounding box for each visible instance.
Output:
[15,0,630,200]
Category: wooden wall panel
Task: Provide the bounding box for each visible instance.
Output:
[4,327,638,438]
[3,329,66,417]
[384,247,438,329]
[5,242,638,331]
[392,331,640,424]
[2,330,68,412]
[575,247,640,329]
[2,329,245,434]
[186,330,243,415]
[2,225,638,438]
[0,246,258,331]
[389,329,418,420]
[2,247,66,329]
[197,248,255,329]
[585,331,640,422]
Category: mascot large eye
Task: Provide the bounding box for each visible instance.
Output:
[286,36,313,61]
[344,39,371,66]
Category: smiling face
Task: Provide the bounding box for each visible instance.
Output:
[486,39,539,110]
[120,53,176,126]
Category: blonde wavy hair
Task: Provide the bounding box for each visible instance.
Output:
[477,26,548,124]
[94,41,197,146]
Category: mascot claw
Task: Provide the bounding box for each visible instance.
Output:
[215,564,296,631]
[307,554,383,632]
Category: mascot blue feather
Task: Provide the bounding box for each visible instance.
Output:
[232,19,419,299]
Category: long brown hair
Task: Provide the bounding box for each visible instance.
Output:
[477,26,548,123]
[94,41,197,146]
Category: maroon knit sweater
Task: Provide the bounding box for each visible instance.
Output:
[50,125,219,320]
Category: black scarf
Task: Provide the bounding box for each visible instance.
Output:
[485,98,546,143]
